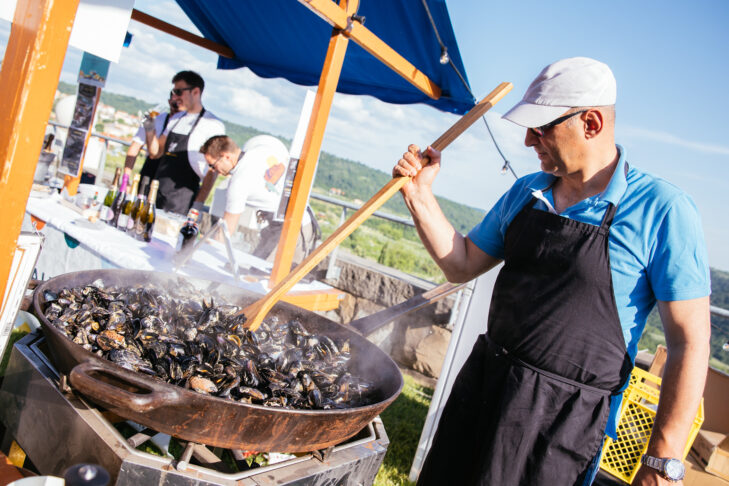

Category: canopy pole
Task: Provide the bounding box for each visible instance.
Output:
[301,0,441,99]
[0,0,79,310]
[269,0,359,286]
[130,9,234,59]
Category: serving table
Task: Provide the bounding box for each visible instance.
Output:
[22,190,343,311]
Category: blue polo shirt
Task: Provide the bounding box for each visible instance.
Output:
[468,145,711,436]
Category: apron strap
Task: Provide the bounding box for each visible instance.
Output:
[600,203,617,229]
[161,112,171,132]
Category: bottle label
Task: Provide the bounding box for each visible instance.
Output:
[118,214,129,229]
[100,206,113,222]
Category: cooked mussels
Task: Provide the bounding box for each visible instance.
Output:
[43,280,374,409]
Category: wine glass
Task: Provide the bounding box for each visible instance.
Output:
[147,101,169,120]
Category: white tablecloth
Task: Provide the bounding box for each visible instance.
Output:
[23,192,332,297]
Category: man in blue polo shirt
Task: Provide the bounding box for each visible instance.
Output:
[394,57,711,486]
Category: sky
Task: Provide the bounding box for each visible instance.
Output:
[1,1,728,270]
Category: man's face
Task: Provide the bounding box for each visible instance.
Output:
[524,110,586,177]
[170,80,198,111]
[204,152,234,176]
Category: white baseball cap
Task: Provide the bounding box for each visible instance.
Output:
[502,57,616,128]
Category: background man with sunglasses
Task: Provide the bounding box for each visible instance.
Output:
[394,57,710,486]
[144,70,225,215]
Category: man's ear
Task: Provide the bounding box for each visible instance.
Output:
[584,109,604,139]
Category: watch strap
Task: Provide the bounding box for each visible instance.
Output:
[641,455,684,481]
[641,454,664,471]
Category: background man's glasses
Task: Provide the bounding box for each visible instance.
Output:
[530,109,588,137]
[208,156,224,171]
[170,87,194,96]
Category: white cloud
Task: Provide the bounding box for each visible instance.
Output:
[228,88,284,124]
[620,125,729,156]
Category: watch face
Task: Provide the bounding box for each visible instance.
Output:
[664,459,685,480]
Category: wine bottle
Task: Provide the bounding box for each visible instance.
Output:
[101,168,121,224]
[110,173,129,228]
[128,176,149,236]
[119,173,140,231]
[176,208,200,253]
[138,179,158,242]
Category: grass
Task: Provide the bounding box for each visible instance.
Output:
[374,374,433,486]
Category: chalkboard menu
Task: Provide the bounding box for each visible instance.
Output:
[58,80,99,178]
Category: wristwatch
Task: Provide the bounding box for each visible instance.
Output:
[640,454,685,482]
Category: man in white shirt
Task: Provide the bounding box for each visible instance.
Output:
[144,70,225,215]
[200,134,319,262]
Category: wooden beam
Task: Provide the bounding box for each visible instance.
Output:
[0,0,79,311]
[300,0,442,100]
[269,0,359,286]
[130,9,235,59]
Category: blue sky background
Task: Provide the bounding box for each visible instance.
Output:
[1,1,727,270]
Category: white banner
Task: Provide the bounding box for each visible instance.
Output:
[1,0,134,63]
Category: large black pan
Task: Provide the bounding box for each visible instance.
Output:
[33,269,406,452]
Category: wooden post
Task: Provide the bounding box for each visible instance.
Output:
[0,0,79,309]
[269,0,359,286]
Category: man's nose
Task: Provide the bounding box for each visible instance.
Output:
[525,128,539,147]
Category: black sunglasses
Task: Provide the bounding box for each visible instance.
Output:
[170,87,194,97]
[530,110,588,137]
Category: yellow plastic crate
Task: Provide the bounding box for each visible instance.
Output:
[599,367,704,483]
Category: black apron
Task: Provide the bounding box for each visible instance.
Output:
[418,195,632,486]
[154,109,206,215]
[139,112,171,182]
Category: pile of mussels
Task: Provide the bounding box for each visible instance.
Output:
[42,280,374,410]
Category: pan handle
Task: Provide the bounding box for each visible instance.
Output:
[349,281,466,336]
[69,360,182,413]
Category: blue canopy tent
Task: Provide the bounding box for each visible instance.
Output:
[161,0,477,283]
[174,0,475,114]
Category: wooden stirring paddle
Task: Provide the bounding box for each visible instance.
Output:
[239,82,513,331]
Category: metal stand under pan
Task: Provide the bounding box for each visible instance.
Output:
[0,332,389,486]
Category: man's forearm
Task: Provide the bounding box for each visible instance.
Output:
[645,342,708,458]
[648,298,711,458]
[124,142,143,177]
[195,171,217,204]
[146,131,163,158]
[404,189,473,282]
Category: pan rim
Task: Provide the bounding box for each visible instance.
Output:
[33,269,405,416]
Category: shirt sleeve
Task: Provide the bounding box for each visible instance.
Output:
[132,125,146,145]
[646,192,711,301]
[468,195,508,259]
[467,175,539,259]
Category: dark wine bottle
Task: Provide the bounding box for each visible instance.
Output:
[119,173,140,232]
[110,173,129,228]
[101,168,121,224]
[176,208,200,253]
[138,180,158,242]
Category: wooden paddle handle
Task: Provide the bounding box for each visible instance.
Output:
[241,82,513,331]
